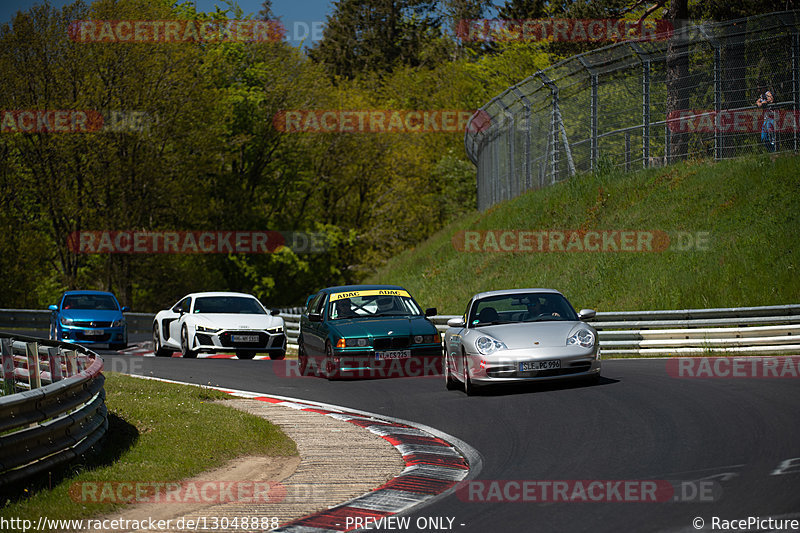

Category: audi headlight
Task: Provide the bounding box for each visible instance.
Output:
[60,317,74,325]
[475,336,507,355]
[196,325,220,333]
[268,326,284,334]
[567,329,595,348]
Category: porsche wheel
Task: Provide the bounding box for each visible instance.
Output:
[180,325,197,359]
[462,350,477,396]
[444,352,459,390]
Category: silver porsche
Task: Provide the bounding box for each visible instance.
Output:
[443,289,601,394]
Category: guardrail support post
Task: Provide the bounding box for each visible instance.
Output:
[1,339,15,395]
[26,342,41,389]
[48,347,63,382]
[625,132,631,171]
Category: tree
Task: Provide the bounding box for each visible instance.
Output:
[310,0,442,78]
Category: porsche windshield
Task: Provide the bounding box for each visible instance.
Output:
[193,296,266,314]
[469,293,578,326]
[329,294,422,320]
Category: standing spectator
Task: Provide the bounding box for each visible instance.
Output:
[756,86,776,153]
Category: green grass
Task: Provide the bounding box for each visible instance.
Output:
[1,373,296,521]
[367,154,800,313]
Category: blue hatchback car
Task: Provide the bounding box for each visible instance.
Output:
[49,290,128,350]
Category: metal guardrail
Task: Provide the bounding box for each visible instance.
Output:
[0,307,304,336]
[0,333,107,488]
[282,304,800,357]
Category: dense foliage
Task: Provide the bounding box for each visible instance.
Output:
[0,0,787,311]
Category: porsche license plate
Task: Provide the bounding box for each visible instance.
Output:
[232,334,259,343]
[520,360,561,371]
[376,350,411,360]
[84,330,104,336]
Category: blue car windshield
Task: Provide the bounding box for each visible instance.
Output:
[469,293,578,326]
[62,294,119,311]
[193,296,266,314]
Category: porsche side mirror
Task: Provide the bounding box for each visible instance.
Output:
[308,313,323,322]
[425,307,437,317]
[578,309,596,320]
[447,317,466,328]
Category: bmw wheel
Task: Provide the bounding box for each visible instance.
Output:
[298,341,310,376]
[180,325,197,359]
[325,342,339,381]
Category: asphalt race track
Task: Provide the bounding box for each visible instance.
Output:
[42,331,800,533]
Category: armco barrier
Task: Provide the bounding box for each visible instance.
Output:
[0,333,107,488]
[282,304,800,357]
[0,307,303,336]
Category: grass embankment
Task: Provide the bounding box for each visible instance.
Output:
[368,154,800,313]
[1,373,296,521]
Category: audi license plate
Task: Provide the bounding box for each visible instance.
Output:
[376,350,411,360]
[232,334,260,343]
[520,360,561,371]
[84,330,104,336]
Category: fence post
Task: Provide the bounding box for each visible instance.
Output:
[625,132,631,171]
[511,87,533,192]
[699,26,722,160]
[591,73,599,170]
[793,30,799,152]
[642,59,651,167]
[665,125,671,165]
[498,99,515,202]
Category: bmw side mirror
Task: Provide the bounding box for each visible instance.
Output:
[447,317,466,328]
[425,307,437,317]
[48,304,58,311]
[271,309,280,316]
[578,309,596,320]
[121,306,130,312]
[308,312,322,322]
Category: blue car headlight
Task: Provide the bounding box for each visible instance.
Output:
[112,318,125,327]
[567,329,595,348]
[475,336,507,355]
[60,317,74,326]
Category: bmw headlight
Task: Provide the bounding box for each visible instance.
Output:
[567,329,595,348]
[196,325,220,333]
[475,336,507,355]
[60,317,74,325]
[112,318,125,327]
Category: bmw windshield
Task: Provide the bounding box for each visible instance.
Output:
[329,291,422,320]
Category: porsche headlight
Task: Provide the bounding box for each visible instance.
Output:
[196,325,220,333]
[567,329,595,348]
[475,336,507,355]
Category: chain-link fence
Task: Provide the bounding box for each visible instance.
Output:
[465,11,800,210]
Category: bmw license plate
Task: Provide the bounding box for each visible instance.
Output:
[232,334,259,343]
[376,350,411,360]
[84,330,104,336]
[520,360,561,371]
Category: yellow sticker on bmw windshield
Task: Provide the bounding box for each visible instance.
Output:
[330,289,411,301]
